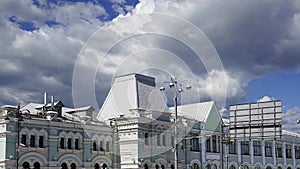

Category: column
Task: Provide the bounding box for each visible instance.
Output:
[217,136,220,153]
[262,140,266,166]
[250,140,254,165]
[283,142,286,166]
[237,141,241,165]
[210,137,213,152]
[272,140,277,166]
[225,144,229,169]
[201,136,206,164]
[292,143,296,167]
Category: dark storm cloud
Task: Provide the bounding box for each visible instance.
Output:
[186,0,300,75]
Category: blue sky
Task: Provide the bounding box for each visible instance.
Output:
[246,71,300,111]
[1,0,300,132]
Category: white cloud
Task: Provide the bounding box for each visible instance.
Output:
[72,0,300,110]
[257,96,276,102]
[195,70,247,107]
[0,0,107,106]
[50,2,106,26]
[1,0,300,113]
[283,106,300,133]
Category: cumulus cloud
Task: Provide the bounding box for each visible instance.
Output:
[1,0,300,117]
[257,96,276,102]
[283,106,300,133]
[0,0,107,106]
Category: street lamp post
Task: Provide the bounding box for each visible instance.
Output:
[6,106,25,169]
[16,106,25,169]
[160,77,191,169]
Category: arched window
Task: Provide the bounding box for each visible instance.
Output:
[22,161,30,169]
[70,163,77,169]
[229,165,236,169]
[39,129,48,148]
[74,133,82,150]
[207,164,211,169]
[255,165,261,169]
[266,166,272,169]
[33,162,41,169]
[30,134,36,147]
[60,137,65,149]
[94,163,100,169]
[194,163,200,169]
[171,164,175,169]
[93,141,97,151]
[106,141,110,152]
[287,167,292,169]
[61,163,68,169]
[102,163,108,169]
[214,164,217,169]
[144,164,149,169]
[161,164,165,169]
[277,167,282,169]
[59,131,67,149]
[244,165,249,169]
[144,133,149,145]
[155,164,159,169]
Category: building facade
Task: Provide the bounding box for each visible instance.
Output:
[0,96,118,169]
[0,73,300,169]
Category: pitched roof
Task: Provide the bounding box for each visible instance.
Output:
[63,105,94,113]
[21,103,44,115]
[98,73,168,121]
[282,130,300,138]
[169,101,215,122]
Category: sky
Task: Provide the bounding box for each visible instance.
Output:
[1,0,300,133]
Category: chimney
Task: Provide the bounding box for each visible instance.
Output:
[51,96,54,109]
[44,92,47,105]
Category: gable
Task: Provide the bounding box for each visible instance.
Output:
[204,104,222,132]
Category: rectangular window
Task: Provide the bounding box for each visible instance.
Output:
[100,141,104,151]
[157,133,161,146]
[265,142,272,157]
[241,141,249,155]
[295,146,300,159]
[253,141,261,156]
[171,136,174,147]
[21,134,27,146]
[106,141,110,152]
[39,136,44,148]
[145,133,149,145]
[67,138,72,149]
[229,141,236,154]
[212,136,217,152]
[60,138,65,149]
[162,135,166,146]
[191,133,199,151]
[276,143,282,158]
[75,139,79,150]
[206,138,211,152]
[286,144,292,158]
[30,135,36,147]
